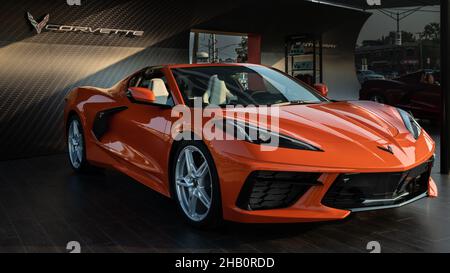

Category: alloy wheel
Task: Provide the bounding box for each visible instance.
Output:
[175,145,213,222]
[68,119,83,169]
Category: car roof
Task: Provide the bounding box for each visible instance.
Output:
[165,63,265,69]
[126,63,268,81]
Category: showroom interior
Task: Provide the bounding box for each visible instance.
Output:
[0,0,448,253]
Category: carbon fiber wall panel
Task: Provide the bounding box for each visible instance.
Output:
[0,0,368,160]
[0,0,232,159]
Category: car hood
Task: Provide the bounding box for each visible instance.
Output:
[224,101,401,147]
[217,101,436,170]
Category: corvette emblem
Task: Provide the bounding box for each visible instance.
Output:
[27,12,49,34]
[377,145,394,154]
[25,11,143,37]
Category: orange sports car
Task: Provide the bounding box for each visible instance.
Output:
[64,63,437,228]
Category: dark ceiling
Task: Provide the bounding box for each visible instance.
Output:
[314,0,440,10]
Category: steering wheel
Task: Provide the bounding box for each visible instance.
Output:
[249,91,286,104]
[249,91,269,99]
[230,90,258,105]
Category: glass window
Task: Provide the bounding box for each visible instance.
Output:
[128,68,174,106]
[171,65,326,107]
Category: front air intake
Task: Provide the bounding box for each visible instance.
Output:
[322,158,434,210]
[236,171,321,210]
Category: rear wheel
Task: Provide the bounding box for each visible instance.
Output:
[172,141,222,228]
[67,115,100,173]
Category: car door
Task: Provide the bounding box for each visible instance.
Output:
[106,68,177,193]
[398,72,441,118]
[407,82,441,119]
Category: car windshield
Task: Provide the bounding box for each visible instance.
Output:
[171,65,327,107]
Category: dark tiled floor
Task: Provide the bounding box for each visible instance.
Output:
[0,124,449,253]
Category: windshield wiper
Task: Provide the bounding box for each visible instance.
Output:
[290,100,314,105]
[214,101,319,107]
[217,102,248,107]
[270,100,318,106]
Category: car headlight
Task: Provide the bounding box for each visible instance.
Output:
[397,108,421,140]
[222,119,323,151]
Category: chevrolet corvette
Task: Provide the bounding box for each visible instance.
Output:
[360,70,441,120]
[64,63,437,227]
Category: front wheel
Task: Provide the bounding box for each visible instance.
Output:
[67,115,100,173]
[172,141,222,228]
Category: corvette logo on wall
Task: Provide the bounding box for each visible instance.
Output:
[27,12,49,34]
[26,12,144,37]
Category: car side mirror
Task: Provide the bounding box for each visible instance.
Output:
[314,83,329,97]
[127,87,156,104]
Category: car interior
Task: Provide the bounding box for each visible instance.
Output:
[202,75,237,105]
[129,69,173,106]
[172,68,297,106]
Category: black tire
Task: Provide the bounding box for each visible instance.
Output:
[171,141,223,228]
[66,115,101,174]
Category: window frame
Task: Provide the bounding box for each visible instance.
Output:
[126,67,175,108]
[170,65,328,107]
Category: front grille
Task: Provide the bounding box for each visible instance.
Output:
[322,158,434,210]
[237,171,321,210]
